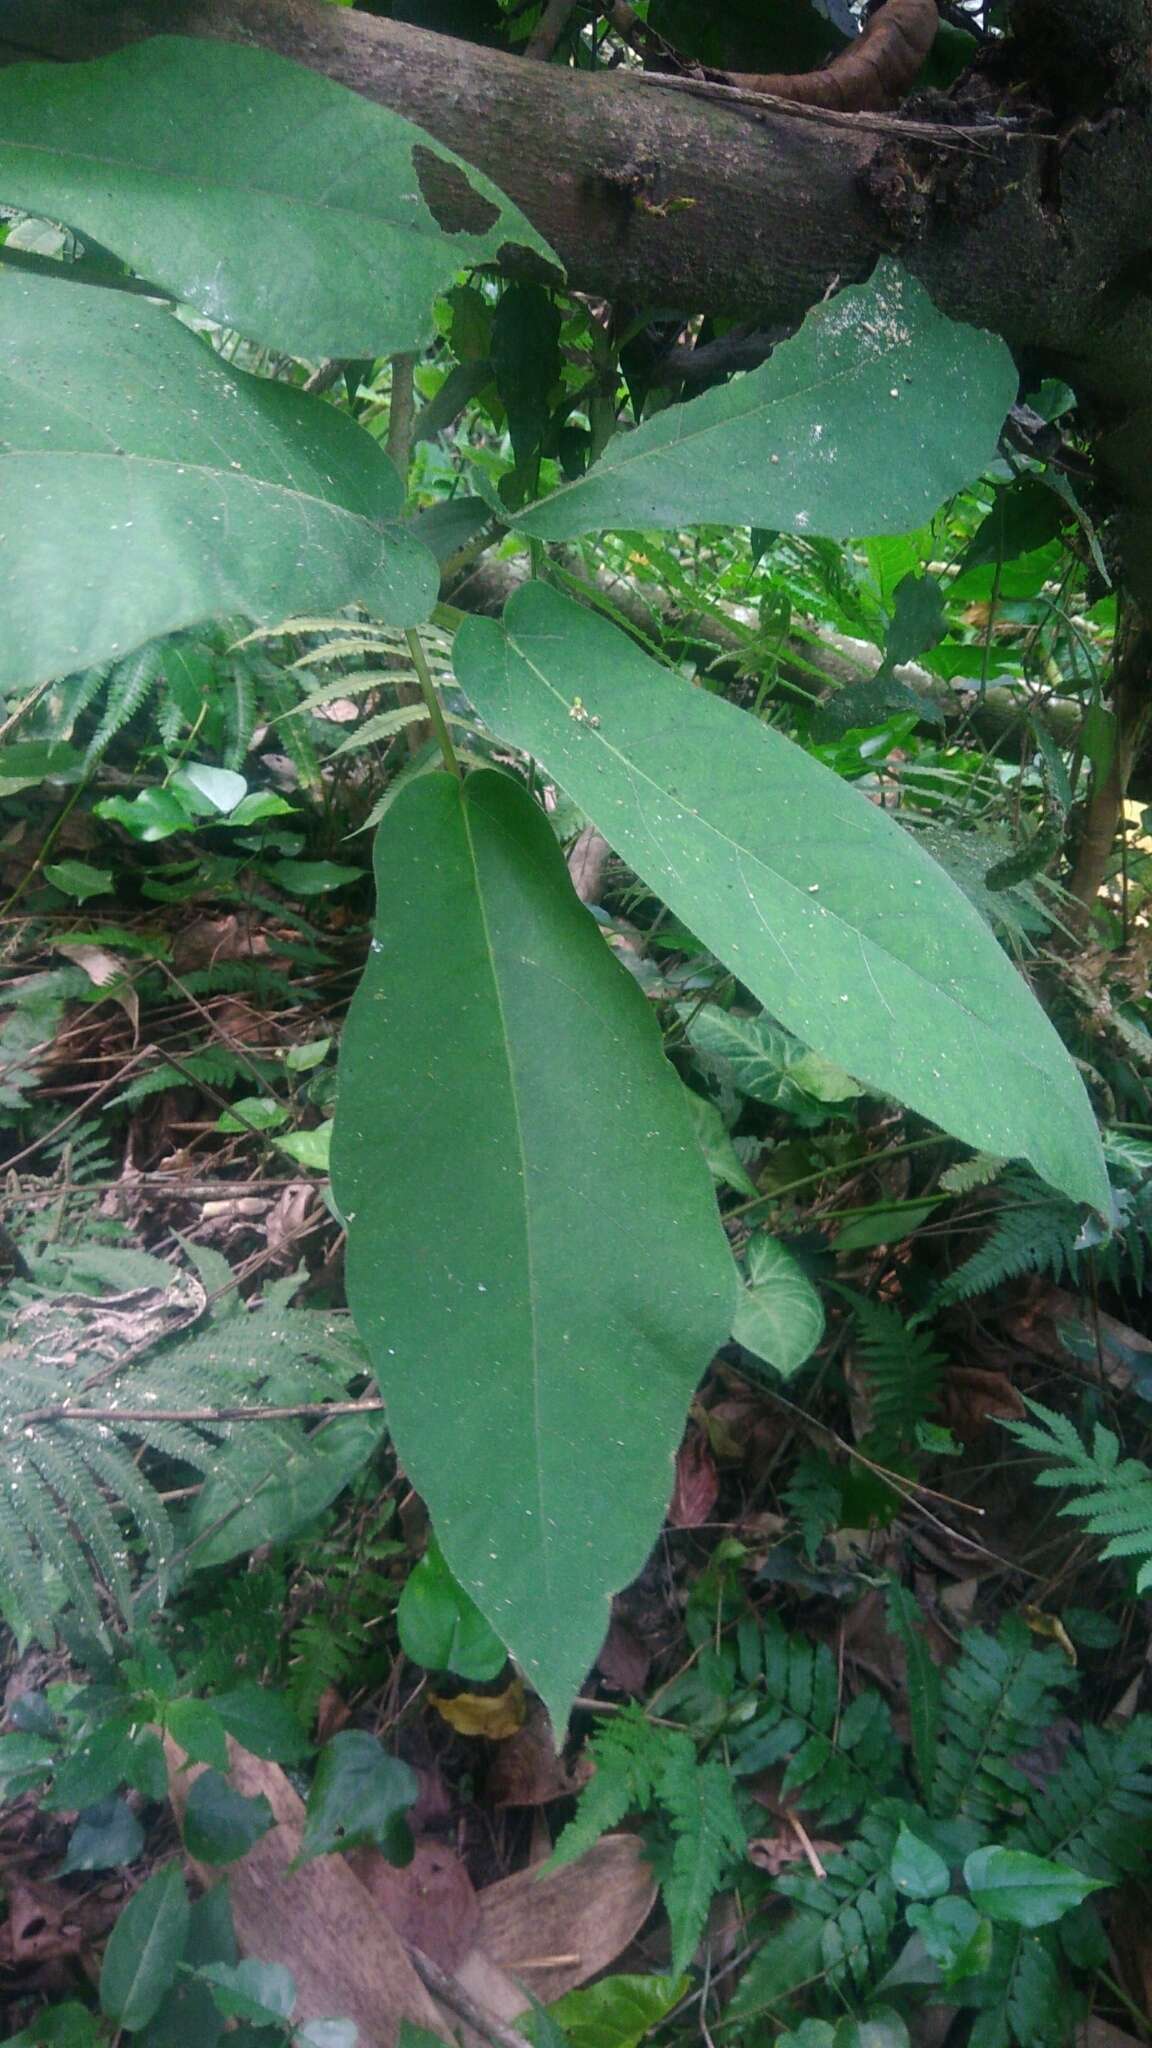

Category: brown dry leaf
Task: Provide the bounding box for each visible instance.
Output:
[1007,1286,1152,1394]
[312,1685,353,1744]
[596,1614,651,1696]
[943,1365,1026,1440]
[430,1677,525,1740]
[567,825,610,905]
[486,1702,592,1807]
[349,1839,480,1971]
[0,1878,88,1967]
[459,1831,658,2016]
[165,1737,450,2046]
[669,1429,720,1528]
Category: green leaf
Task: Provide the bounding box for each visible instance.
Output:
[906,1895,991,1980]
[95,788,197,844]
[0,1731,58,1801]
[331,770,736,1732]
[396,1536,508,1683]
[297,1730,418,1866]
[0,740,83,794]
[173,764,249,815]
[215,1097,291,1135]
[516,264,1016,542]
[99,1863,190,2032]
[165,1698,230,1771]
[266,860,363,895]
[211,1686,312,1763]
[963,1846,1106,1929]
[0,39,560,359]
[732,1232,824,1379]
[1,2005,103,2048]
[0,271,437,692]
[183,1771,276,1866]
[275,1121,334,1171]
[44,860,114,903]
[57,1797,145,1875]
[542,1972,689,2048]
[185,1411,385,1568]
[198,1959,296,2025]
[455,582,1107,1212]
[890,1822,950,1900]
[683,1089,758,1196]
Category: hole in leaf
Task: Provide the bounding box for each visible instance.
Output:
[413,147,501,234]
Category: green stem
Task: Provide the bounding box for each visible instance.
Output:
[725,1132,949,1216]
[405,627,461,778]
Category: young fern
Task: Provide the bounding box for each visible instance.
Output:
[550,1706,747,1974]
[849,1298,944,1457]
[1003,1398,1152,1592]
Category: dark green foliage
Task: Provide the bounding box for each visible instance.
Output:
[783,1445,843,1562]
[775,1811,901,1994]
[849,1298,943,1457]
[931,1619,1074,1825]
[935,1171,1082,1307]
[1015,1718,1152,1877]
[730,1615,901,1824]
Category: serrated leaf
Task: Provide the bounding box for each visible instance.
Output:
[963,1846,1105,1928]
[516,264,1016,542]
[0,39,560,359]
[543,1972,690,2048]
[732,1233,824,1378]
[454,582,1107,1211]
[0,271,437,691]
[332,769,736,1732]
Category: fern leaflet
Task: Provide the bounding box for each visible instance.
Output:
[850,1299,943,1458]
[730,1616,900,1824]
[1015,1717,1152,1878]
[1003,1398,1152,1592]
[935,1172,1081,1307]
[932,1617,1074,1825]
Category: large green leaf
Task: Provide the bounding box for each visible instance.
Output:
[0,272,437,690]
[454,584,1108,1211]
[331,770,735,1732]
[0,39,559,359]
[517,263,1016,542]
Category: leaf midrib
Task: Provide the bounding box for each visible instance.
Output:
[506,631,1063,1094]
[458,784,552,1604]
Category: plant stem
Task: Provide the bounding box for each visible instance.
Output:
[405,627,461,777]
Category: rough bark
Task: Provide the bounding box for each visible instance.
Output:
[0,0,879,323]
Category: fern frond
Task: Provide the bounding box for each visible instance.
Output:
[932,1618,1074,1825]
[782,1446,842,1563]
[775,1811,901,1994]
[940,1153,1009,1195]
[1003,1399,1152,1592]
[83,643,165,768]
[961,1926,1068,2048]
[221,658,257,769]
[850,1300,943,1458]
[550,1706,666,1868]
[935,1173,1081,1308]
[659,1742,748,1974]
[1015,1718,1152,1879]
[731,1617,900,1825]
